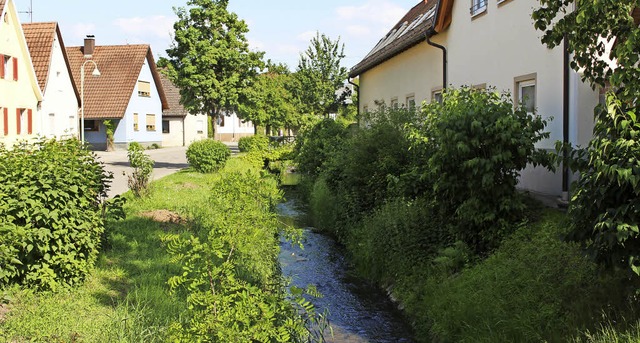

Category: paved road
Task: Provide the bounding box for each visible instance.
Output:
[95,142,239,198]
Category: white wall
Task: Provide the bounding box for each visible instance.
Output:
[162,117,184,147]
[185,113,207,144]
[215,111,254,141]
[40,33,78,140]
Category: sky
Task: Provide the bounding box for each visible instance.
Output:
[14,0,418,71]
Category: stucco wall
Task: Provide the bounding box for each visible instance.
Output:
[215,112,254,142]
[162,117,184,147]
[184,113,207,145]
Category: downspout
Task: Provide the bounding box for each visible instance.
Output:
[348,77,360,125]
[561,34,570,203]
[426,29,447,90]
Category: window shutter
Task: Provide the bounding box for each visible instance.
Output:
[3,108,8,136]
[12,57,17,81]
[16,109,21,135]
[27,109,32,134]
[0,55,4,79]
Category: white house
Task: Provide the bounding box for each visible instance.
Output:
[66,37,168,150]
[214,111,254,142]
[159,73,207,147]
[349,0,601,200]
[0,0,43,148]
[22,22,80,140]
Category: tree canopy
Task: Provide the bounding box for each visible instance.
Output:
[165,0,264,117]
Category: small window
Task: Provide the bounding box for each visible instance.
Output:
[146,114,156,131]
[138,81,151,97]
[133,113,139,131]
[390,97,399,109]
[69,115,75,133]
[470,0,487,16]
[85,120,100,132]
[162,120,170,134]
[518,80,536,113]
[197,120,204,134]
[432,88,443,103]
[2,55,12,80]
[406,95,416,110]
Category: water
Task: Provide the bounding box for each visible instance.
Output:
[277,197,415,343]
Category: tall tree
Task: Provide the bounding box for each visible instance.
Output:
[237,61,298,134]
[166,0,264,118]
[533,1,640,273]
[292,33,348,117]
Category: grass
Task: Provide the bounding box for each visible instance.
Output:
[0,161,256,342]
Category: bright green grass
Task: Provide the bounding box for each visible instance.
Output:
[0,159,255,342]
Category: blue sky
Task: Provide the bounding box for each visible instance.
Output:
[15,0,417,70]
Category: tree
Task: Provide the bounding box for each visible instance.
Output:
[236,61,298,134]
[165,0,264,118]
[292,32,348,117]
[533,1,640,273]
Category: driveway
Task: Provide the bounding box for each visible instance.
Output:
[94,146,189,198]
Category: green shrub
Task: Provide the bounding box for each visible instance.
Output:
[186,139,230,173]
[294,119,348,177]
[238,134,269,153]
[127,142,154,197]
[308,177,340,232]
[409,87,550,253]
[0,139,112,290]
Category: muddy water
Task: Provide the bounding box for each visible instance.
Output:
[277,197,415,343]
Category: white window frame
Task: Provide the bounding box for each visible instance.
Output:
[470,0,487,17]
[390,97,399,110]
[432,87,443,103]
[514,73,537,114]
[406,94,416,110]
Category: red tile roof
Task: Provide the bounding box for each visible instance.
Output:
[159,72,189,118]
[22,22,80,106]
[66,44,168,119]
[0,0,5,18]
[349,0,439,77]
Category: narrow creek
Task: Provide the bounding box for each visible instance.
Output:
[277,194,415,343]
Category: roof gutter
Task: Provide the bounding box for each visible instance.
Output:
[426,28,447,90]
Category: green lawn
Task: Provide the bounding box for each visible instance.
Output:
[0,165,241,342]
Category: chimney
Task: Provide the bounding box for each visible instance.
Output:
[84,35,95,58]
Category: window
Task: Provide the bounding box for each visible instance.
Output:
[16,109,29,135]
[133,113,139,131]
[514,73,537,114]
[162,120,170,133]
[138,81,151,97]
[363,105,369,113]
[1,107,5,136]
[1,55,12,80]
[69,115,76,134]
[85,120,100,132]
[432,88,443,103]
[472,83,487,91]
[390,97,399,109]
[470,0,487,16]
[197,120,204,134]
[48,113,56,137]
[406,95,416,110]
[219,115,225,127]
[146,114,156,131]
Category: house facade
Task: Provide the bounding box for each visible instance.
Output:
[350,0,600,199]
[159,73,207,147]
[22,22,80,140]
[66,38,168,150]
[0,0,43,148]
[214,111,254,142]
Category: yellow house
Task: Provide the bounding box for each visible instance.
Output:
[0,0,43,148]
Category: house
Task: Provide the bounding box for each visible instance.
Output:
[66,37,168,150]
[22,22,80,140]
[0,0,43,148]
[159,72,207,147]
[349,0,601,200]
[214,111,255,142]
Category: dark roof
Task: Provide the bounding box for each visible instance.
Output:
[159,72,189,118]
[22,22,80,105]
[66,44,168,119]
[349,0,439,78]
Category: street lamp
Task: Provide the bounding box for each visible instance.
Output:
[80,59,100,143]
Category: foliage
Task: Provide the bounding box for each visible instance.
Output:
[103,120,115,151]
[165,0,264,117]
[292,32,348,117]
[408,87,550,253]
[186,139,231,173]
[162,170,319,341]
[0,139,112,291]
[237,62,300,131]
[294,118,348,177]
[127,142,154,197]
[565,93,640,272]
[238,134,269,153]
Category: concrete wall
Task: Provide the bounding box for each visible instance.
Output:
[40,32,78,140]
[215,111,253,142]
[184,113,207,145]
[0,0,41,148]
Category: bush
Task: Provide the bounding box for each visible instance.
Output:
[238,134,269,153]
[294,119,348,177]
[186,139,230,173]
[127,142,154,197]
[0,139,112,290]
[409,87,550,253]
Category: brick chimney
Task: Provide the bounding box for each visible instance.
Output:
[84,35,95,58]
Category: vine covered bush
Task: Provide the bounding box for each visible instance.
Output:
[186,139,231,173]
[0,139,112,290]
[127,142,154,196]
[238,134,269,153]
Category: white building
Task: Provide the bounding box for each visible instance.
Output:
[159,72,207,147]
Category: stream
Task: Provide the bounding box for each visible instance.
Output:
[277,195,416,343]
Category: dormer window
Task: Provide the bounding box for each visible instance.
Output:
[470,0,487,16]
[138,80,151,97]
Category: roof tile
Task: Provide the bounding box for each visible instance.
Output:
[160,72,189,118]
[22,22,57,92]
